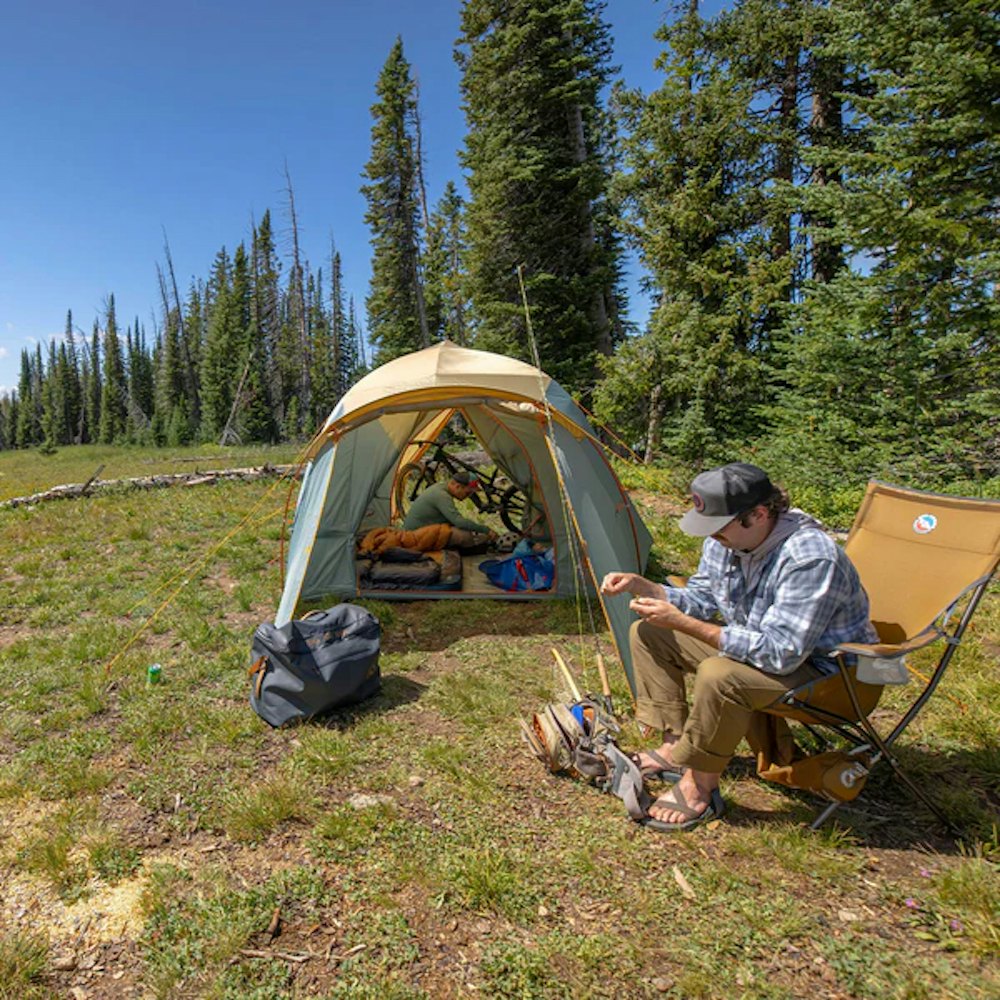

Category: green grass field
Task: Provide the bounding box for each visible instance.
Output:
[0,445,997,998]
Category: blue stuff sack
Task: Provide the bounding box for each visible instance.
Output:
[479,553,554,592]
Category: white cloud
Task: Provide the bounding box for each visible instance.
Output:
[0,347,7,359]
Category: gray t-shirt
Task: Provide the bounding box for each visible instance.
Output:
[401,482,489,534]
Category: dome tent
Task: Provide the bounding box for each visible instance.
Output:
[276,341,652,685]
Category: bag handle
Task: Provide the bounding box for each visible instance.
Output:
[248,656,267,698]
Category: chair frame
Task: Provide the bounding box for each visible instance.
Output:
[771,482,1000,832]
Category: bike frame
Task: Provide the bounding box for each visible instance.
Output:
[413,441,508,513]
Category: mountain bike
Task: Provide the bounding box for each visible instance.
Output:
[393,440,538,534]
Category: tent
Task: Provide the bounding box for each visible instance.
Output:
[276,341,652,683]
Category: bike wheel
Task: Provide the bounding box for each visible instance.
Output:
[394,462,435,520]
[499,484,531,533]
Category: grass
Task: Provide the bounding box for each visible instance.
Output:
[0,441,300,501]
[0,445,998,997]
[0,931,49,1000]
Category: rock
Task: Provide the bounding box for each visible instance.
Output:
[651,977,674,992]
[347,793,394,810]
[407,774,425,787]
[52,954,78,971]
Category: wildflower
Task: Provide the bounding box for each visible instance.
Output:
[949,919,963,933]
[904,898,918,909]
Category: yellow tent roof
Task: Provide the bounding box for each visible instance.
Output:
[327,341,551,429]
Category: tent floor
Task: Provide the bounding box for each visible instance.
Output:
[356,553,552,600]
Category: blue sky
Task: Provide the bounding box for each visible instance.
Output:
[0,0,724,394]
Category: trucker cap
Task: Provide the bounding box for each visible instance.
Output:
[452,470,480,488]
[678,462,774,537]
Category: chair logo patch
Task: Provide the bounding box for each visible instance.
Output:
[912,513,937,535]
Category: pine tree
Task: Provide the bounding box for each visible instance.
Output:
[41,338,67,446]
[15,349,37,447]
[362,37,428,363]
[423,181,469,344]
[330,247,355,398]
[283,166,313,419]
[0,394,16,451]
[98,296,127,443]
[306,270,335,428]
[349,296,369,378]
[200,246,241,440]
[597,0,818,461]
[160,240,201,425]
[60,311,84,444]
[129,319,156,439]
[766,0,1000,483]
[457,0,625,392]
[153,305,185,445]
[236,318,278,445]
[251,211,282,423]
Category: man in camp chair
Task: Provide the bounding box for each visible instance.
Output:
[601,463,878,831]
[401,470,497,549]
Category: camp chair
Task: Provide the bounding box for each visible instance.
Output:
[761,481,1000,831]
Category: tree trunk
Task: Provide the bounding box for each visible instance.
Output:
[809,52,845,283]
[412,90,432,349]
[774,46,799,263]
[644,383,664,464]
[284,165,311,414]
[162,234,200,420]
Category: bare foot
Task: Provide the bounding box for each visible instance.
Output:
[635,736,680,777]
[648,770,719,825]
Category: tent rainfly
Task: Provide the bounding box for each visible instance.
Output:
[276,341,653,684]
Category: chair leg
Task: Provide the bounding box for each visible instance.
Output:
[832,657,959,835]
[810,799,843,830]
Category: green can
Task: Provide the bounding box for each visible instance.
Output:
[147,663,162,685]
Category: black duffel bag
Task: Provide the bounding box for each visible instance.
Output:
[249,604,381,727]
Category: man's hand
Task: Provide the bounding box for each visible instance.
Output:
[630,595,723,649]
[600,572,662,600]
[629,595,685,628]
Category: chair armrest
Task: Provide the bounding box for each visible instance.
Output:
[834,628,940,660]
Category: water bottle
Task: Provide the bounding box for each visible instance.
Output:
[147,663,162,685]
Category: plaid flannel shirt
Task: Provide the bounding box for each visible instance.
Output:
[663,527,878,676]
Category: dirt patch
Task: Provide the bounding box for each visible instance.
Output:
[2,870,147,945]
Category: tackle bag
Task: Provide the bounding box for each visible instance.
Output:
[249,604,381,727]
[520,698,652,823]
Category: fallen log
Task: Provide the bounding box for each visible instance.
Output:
[1,464,301,510]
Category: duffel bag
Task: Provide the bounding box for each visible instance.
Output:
[249,603,381,727]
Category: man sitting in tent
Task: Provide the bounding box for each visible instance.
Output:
[402,470,497,548]
[358,471,497,558]
[601,462,877,831]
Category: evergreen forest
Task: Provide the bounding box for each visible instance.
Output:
[3,0,997,496]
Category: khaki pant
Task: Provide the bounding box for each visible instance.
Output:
[630,620,822,773]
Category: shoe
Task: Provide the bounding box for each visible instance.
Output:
[641,784,725,832]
